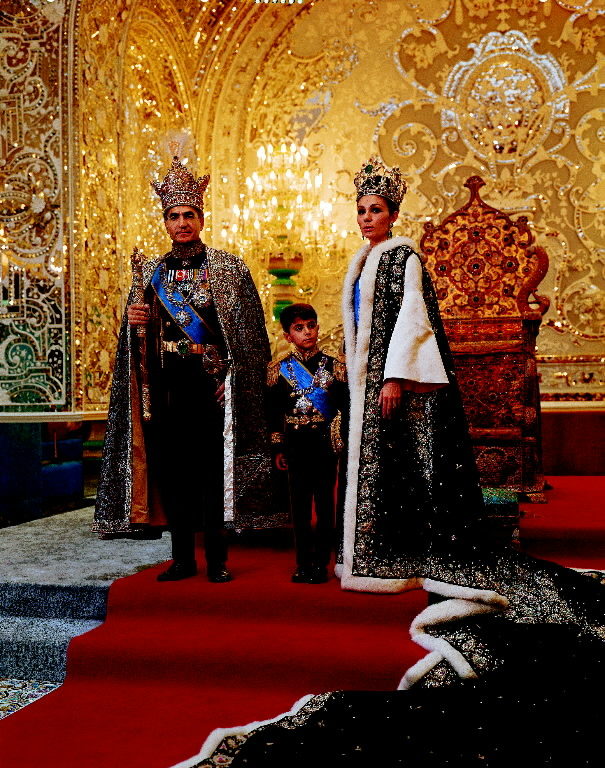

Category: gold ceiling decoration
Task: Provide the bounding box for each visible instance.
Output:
[0,0,603,411]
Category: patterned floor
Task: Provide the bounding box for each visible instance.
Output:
[0,678,61,719]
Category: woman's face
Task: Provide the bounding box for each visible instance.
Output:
[356,195,398,246]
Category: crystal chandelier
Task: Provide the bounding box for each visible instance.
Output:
[221,140,349,320]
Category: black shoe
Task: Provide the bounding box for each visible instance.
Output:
[307,565,328,584]
[129,527,164,540]
[291,567,311,583]
[207,566,232,583]
[157,561,197,582]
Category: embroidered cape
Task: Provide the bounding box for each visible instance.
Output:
[93,246,284,536]
[340,236,486,593]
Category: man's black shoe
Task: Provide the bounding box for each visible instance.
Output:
[207,566,233,583]
[156,561,197,582]
[291,567,311,583]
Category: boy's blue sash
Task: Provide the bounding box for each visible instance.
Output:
[150,266,211,344]
[280,357,335,421]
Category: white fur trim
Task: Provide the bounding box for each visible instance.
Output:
[170,695,316,767]
[340,237,424,593]
[383,254,448,384]
[411,597,502,636]
[397,580,508,690]
[412,633,478,679]
[397,650,442,690]
[422,579,509,608]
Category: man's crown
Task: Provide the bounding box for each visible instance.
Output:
[353,155,407,206]
[152,143,210,213]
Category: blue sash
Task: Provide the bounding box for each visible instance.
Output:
[280,357,336,421]
[353,277,361,329]
[151,266,211,345]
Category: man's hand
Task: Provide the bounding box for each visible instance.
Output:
[128,303,150,326]
[275,453,288,471]
[378,379,403,419]
[215,381,225,406]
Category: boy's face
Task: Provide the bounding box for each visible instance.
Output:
[284,316,319,353]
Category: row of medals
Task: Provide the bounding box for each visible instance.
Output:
[166,267,211,329]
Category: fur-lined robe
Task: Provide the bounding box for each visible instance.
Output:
[340,236,485,593]
[93,246,284,537]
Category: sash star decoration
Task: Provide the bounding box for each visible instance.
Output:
[354,155,407,206]
[152,150,210,214]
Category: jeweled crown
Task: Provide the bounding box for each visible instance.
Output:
[152,144,210,214]
[354,155,407,207]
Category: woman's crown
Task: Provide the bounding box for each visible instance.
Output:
[354,155,407,206]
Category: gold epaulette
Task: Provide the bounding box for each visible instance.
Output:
[267,356,287,387]
[333,359,348,383]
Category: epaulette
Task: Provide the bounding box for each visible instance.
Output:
[267,356,288,386]
[333,359,348,383]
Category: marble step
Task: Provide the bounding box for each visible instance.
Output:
[0,582,108,620]
[0,614,101,682]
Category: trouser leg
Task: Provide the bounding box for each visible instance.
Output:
[287,461,314,569]
[170,526,196,565]
[201,410,227,569]
[204,526,228,568]
[312,457,337,569]
[155,359,225,569]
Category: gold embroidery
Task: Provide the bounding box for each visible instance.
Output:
[333,360,348,383]
[267,360,281,387]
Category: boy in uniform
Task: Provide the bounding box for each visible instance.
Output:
[267,304,348,583]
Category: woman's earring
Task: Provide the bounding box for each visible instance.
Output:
[387,227,393,238]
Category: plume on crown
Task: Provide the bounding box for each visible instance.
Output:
[152,143,210,213]
[353,155,407,207]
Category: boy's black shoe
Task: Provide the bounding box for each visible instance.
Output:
[291,567,312,583]
[307,565,328,584]
[208,566,233,583]
[157,561,197,581]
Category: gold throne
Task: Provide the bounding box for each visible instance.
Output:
[421,176,550,503]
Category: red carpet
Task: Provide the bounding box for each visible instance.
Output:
[0,545,427,768]
[1,476,602,768]
[519,476,605,569]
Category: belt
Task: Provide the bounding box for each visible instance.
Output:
[161,340,219,357]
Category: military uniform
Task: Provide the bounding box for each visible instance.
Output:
[267,349,348,577]
[147,243,229,570]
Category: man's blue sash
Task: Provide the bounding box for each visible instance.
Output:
[280,357,336,421]
[151,266,211,344]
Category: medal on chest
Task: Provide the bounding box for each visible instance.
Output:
[162,264,211,327]
[286,355,332,415]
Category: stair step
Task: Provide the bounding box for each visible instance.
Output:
[0,582,108,620]
[0,615,101,682]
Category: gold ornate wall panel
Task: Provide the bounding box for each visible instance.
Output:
[76,0,131,410]
[77,0,195,410]
[201,0,605,382]
[0,1,70,410]
[0,0,603,413]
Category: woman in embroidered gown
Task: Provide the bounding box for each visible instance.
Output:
[339,156,486,593]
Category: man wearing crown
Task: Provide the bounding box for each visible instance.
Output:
[93,153,281,582]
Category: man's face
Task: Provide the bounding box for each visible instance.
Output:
[284,317,319,353]
[164,206,203,243]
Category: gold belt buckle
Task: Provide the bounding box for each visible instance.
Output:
[176,339,191,357]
